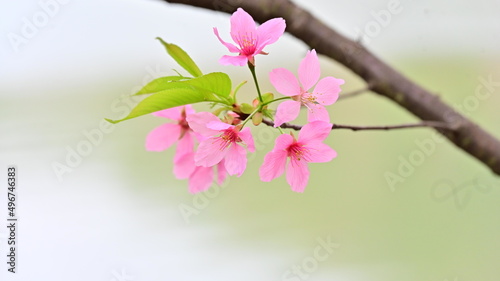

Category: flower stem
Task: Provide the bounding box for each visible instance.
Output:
[240,106,261,127]
[261,96,291,107]
[248,62,263,103]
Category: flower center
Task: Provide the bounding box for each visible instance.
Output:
[236,32,257,55]
[292,89,317,105]
[286,142,309,161]
[215,128,241,150]
[178,119,190,131]
[178,109,191,139]
[300,91,317,104]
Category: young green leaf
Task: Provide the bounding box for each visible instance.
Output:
[181,72,232,99]
[134,72,231,100]
[106,88,208,124]
[135,76,191,95]
[157,37,203,77]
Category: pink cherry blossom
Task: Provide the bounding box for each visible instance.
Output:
[175,152,227,194]
[259,121,337,192]
[186,112,255,177]
[270,49,344,127]
[214,8,286,66]
[146,105,196,162]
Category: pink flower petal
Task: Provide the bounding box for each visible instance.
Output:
[306,103,330,123]
[194,138,229,167]
[145,123,181,151]
[230,8,257,46]
[298,50,320,91]
[219,55,248,66]
[206,120,233,131]
[184,104,195,115]
[186,112,221,137]
[298,121,332,144]
[259,150,287,182]
[313,77,344,105]
[269,68,301,96]
[217,160,227,185]
[304,143,337,163]
[256,17,286,48]
[174,153,196,179]
[174,131,194,162]
[274,133,294,151]
[274,100,301,127]
[239,127,255,152]
[189,166,213,194]
[213,27,240,53]
[224,144,247,176]
[286,159,310,192]
[152,107,182,120]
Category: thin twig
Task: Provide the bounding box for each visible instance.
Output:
[261,119,457,132]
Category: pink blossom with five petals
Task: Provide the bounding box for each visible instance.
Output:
[186,112,255,177]
[213,8,286,66]
[259,121,337,192]
[146,105,196,166]
[270,49,344,127]
[175,152,228,194]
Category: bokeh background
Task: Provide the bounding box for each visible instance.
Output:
[1,0,500,280]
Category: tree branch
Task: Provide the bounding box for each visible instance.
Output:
[261,119,457,132]
[161,0,500,175]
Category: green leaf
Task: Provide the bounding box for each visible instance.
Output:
[182,72,232,98]
[134,72,231,99]
[135,76,191,95]
[107,72,233,124]
[106,88,207,124]
[157,37,203,77]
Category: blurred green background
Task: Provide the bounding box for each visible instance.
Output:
[1,0,499,280]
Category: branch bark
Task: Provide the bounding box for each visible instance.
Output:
[162,0,500,175]
[261,119,457,132]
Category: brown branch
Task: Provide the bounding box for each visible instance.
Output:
[261,119,456,132]
[161,0,500,175]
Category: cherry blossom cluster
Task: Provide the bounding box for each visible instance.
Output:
[146,8,344,193]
